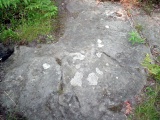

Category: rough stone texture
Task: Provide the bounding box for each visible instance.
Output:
[0,0,159,120]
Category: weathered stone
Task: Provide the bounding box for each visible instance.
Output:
[1,0,159,120]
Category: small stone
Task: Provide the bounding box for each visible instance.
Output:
[105,25,110,29]
[106,63,109,66]
[43,63,51,69]
[116,77,118,79]
[97,39,102,44]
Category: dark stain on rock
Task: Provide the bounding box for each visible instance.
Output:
[108,103,123,113]
[102,88,108,97]
[58,82,64,95]
[56,58,62,66]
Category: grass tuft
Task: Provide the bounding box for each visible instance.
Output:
[130,54,160,120]
[128,31,145,45]
[17,18,52,42]
[134,85,160,120]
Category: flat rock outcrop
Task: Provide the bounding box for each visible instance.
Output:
[1,0,160,120]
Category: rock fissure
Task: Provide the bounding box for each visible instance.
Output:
[101,51,123,68]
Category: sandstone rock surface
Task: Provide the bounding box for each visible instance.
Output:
[1,0,160,120]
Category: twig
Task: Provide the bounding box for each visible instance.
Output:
[4,91,17,106]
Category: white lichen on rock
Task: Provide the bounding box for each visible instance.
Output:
[70,72,83,87]
[96,68,103,75]
[96,52,102,58]
[87,73,98,85]
[70,53,85,62]
[75,64,81,69]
